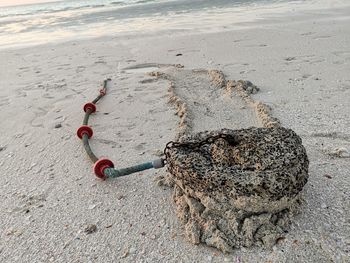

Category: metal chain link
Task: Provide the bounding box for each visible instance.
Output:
[164,132,238,163]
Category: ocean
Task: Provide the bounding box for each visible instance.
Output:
[0,0,297,49]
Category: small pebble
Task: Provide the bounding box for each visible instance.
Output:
[117,194,125,200]
[84,224,97,234]
[285,57,296,61]
[54,123,62,129]
[88,204,98,210]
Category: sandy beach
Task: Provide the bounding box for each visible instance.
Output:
[0,0,349,262]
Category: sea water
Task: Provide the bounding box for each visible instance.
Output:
[0,0,295,48]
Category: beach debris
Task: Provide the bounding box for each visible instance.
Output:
[76,68,309,253]
[0,146,6,152]
[54,123,62,128]
[147,66,309,252]
[164,127,309,252]
[328,147,350,158]
[6,228,24,237]
[120,249,129,259]
[176,53,183,56]
[120,245,136,259]
[77,79,165,179]
[84,224,97,234]
[232,80,259,94]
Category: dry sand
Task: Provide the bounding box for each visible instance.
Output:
[0,2,349,263]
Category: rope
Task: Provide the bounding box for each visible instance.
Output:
[78,78,165,179]
[82,134,98,163]
[81,79,109,163]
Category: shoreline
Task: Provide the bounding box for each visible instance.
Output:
[1,0,350,50]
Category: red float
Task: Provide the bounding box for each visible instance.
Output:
[77,125,93,139]
[93,159,114,179]
[83,102,96,113]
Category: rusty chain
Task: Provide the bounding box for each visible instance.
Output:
[163,132,238,164]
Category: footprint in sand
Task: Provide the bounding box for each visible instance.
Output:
[134,142,146,151]
[284,55,325,65]
[11,192,48,214]
[94,59,107,65]
[42,93,55,99]
[300,31,316,36]
[139,78,157,84]
[94,138,118,148]
[14,89,28,98]
[0,97,10,107]
[332,50,350,64]
[312,35,332,40]
[311,132,350,142]
[30,107,48,128]
[311,132,350,158]
[76,66,86,73]
[39,80,67,91]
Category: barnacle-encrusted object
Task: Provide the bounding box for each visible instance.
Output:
[165,126,309,252]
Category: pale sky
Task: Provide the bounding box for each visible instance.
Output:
[0,0,58,7]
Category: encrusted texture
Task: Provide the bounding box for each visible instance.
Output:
[154,67,309,252]
[165,127,309,252]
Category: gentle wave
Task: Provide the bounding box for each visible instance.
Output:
[0,0,160,18]
[110,1,126,5]
[0,0,297,50]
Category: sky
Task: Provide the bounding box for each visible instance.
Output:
[0,0,58,7]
